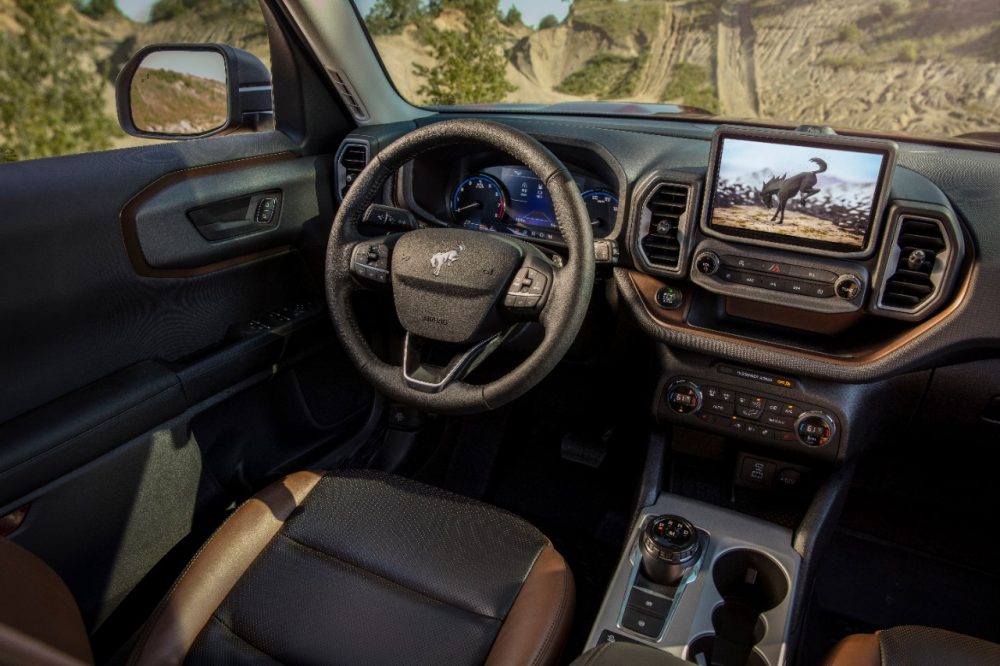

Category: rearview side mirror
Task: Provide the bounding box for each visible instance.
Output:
[116,43,273,140]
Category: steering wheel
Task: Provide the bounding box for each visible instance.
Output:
[325,119,594,413]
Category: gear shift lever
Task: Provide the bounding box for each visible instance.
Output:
[640,515,702,585]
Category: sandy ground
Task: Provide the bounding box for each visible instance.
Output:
[713,205,866,246]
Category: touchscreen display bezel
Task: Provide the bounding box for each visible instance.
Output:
[701,126,897,258]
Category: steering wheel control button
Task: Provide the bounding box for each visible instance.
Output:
[362,204,417,231]
[351,243,390,283]
[695,251,720,276]
[666,381,701,415]
[505,265,550,310]
[795,411,836,447]
[593,239,619,264]
[655,286,684,310]
[640,515,701,586]
[834,274,864,300]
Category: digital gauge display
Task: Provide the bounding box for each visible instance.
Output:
[450,166,616,242]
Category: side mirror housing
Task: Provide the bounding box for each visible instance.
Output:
[116,43,273,140]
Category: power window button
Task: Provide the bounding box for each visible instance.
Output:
[621,607,665,638]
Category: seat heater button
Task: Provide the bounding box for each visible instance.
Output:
[621,607,665,638]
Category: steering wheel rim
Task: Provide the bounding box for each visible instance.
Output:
[325,119,595,413]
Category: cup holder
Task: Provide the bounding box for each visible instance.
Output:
[685,549,789,666]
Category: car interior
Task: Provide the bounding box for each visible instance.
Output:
[1,1,999,665]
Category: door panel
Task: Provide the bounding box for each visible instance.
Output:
[0,128,372,632]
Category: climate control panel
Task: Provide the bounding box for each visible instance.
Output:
[661,377,839,451]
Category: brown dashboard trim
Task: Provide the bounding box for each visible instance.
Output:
[119,152,295,278]
[624,266,973,368]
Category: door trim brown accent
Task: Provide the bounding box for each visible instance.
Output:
[119,152,296,278]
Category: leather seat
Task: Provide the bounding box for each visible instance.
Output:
[1,470,575,666]
[825,626,1000,666]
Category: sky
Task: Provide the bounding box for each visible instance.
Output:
[119,1,571,26]
[718,138,885,188]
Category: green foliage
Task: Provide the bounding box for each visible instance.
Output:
[500,5,523,27]
[538,14,559,30]
[661,61,718,113]
[0,0,116,161]
[364,0,424,36]
[838,22,860,43]
[150,0,258,23]
[412,1,515,105]
[555,53,645,99]
[75,0,122,19]
[896,40,918,62]
[818,54,868,71]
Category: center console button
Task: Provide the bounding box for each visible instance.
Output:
[787,265,838,282]
[736,405,763,420]
[706,399,734,416]
[621,607,665,638]
[627,588,672,618]
[666,381,702,415]
[809,283,834,298]
[834,274,864,300]
[740,457,776,485]
[795,411,836,447]
[763,413,791,428]
[721,255,765,272]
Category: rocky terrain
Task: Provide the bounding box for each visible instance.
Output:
[377,0,1000,139]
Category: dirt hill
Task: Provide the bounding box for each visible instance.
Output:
[377,0,1000,139]
[131,68,228,134]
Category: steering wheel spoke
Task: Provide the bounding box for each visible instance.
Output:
[402,328,518,393]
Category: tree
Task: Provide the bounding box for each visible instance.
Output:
[500,5,523,27]
[0,0,117,161]
[413,0,515,105]
[364,0,424,35]
[538,14,559,30]
[76,0,122,19]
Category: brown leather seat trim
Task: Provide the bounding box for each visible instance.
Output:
[0,624,89,666]
[128,470,324,666]
[823,633,881,666]
[485,542,575,666]
[0,538,93,665]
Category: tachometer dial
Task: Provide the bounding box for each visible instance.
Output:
[582,189,619,227]
[452,174,506,229]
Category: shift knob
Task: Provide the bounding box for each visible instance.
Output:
[640,514,701,585]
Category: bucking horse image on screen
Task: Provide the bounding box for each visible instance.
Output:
[757,157,827,225]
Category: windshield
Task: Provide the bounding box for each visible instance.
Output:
[354,0,999,142]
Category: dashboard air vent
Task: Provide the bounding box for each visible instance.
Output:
[327,68,369,121]
[336,141,369,200]
[880,216,946,310]
[639,182,690,271]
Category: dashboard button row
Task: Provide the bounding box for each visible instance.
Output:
[720,255,838,282]
[696,412,794,442]
[718,269,835,298]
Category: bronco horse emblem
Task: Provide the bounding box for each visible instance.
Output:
[430,244,465,276]
[758,157,827,225]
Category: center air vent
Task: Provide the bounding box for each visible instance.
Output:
[336,140,369,200]
[875,205,964,321]
[638,182,691,273]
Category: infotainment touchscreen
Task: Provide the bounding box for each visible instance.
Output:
[704,127,895,255]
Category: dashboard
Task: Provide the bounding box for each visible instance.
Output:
[337,113,999,464]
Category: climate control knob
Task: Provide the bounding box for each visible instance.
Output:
[834,274,863,300]
[794,411,836,447]
[666,380,702,415]
[694,251,720,276]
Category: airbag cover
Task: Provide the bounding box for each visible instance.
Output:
[391,228,521,343]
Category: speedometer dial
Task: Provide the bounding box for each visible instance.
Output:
[452,174,506,230]
[582,189,619,227]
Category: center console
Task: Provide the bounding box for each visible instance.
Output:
[586,495,800,665]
